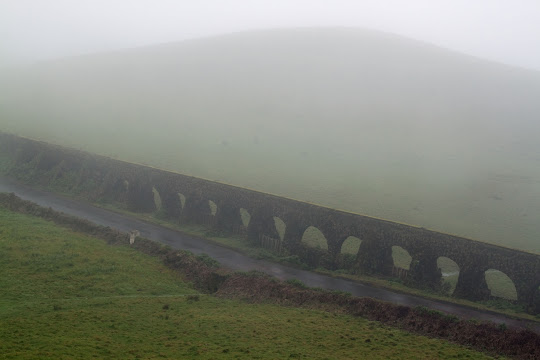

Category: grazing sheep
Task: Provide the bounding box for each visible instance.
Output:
[129,230,140,245]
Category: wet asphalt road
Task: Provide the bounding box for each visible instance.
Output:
[1,176,538,332]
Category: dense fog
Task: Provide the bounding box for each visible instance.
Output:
[1,28,539,252]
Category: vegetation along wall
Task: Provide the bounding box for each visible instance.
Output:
[1,132,539,314]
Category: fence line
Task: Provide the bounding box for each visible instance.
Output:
[194,214,217,227]
[392,266,408,279]
[259,234,283,255]
[231,224,248,237]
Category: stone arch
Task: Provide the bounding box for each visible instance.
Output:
[484,269,518,301]
[152,186,162,211]
[436,256,460,295]
[107,178,128,199]
[177,193,186,210]
[341,236,362,255]
[17,147,40,164]
[391,246,412,270]
[36,152,59,171]
[531,285,540,314]
[239,208,251,227]
[127,181,155,213]
[273,216,286,241]
[208,200,217,216]
[301,226,328,251]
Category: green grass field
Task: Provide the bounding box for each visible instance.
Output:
[0,207,500,359]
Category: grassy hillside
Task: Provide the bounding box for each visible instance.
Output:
[1,28,540,253]
[0,207,502,359]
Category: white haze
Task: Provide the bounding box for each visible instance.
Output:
[1,0,540,71]
[1,28,539,253]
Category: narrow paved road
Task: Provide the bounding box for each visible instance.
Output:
[1,176,538,332]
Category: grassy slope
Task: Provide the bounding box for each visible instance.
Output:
[0,207,497,359]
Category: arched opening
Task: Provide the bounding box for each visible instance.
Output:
[436,256,460,295]
[177,193,186,210]
[123,180,129,191]
[259,216,285,253]
[532,285,540,314]
[239,208,251,227]
[208,200,217,216]
[273,216,286,241]
[301,226,328,251]
[484,269,518,301]
[231,208,251,237]
[341,236,361,255]
[152,186,162,211]
[391,246,412,270]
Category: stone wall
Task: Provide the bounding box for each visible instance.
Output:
[1,132,539,313]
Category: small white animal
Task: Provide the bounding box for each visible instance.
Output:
[129,230,140,245]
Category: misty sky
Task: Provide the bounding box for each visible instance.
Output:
[1,0,540,70]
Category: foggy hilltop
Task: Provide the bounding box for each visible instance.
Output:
[1,28,539,252]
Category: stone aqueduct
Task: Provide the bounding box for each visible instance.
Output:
[2,133,540,313]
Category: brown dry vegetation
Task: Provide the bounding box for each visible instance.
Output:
[217,274,540,358]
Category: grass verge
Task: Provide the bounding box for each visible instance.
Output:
[0,206,501,359]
